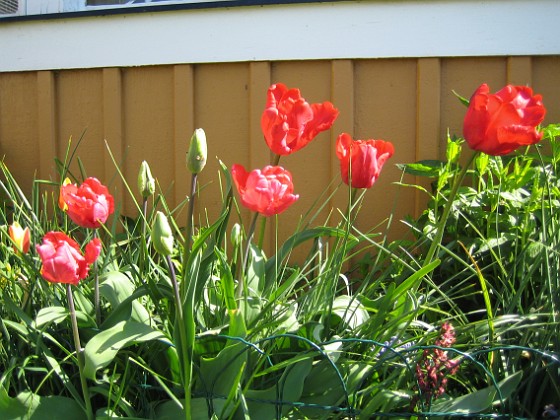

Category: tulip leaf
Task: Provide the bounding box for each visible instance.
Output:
[431,370,522,413]
[154,398,209,419]
[0,389,84,420]
[246,243,265,296]
[397,160,445,177]
[84,320,170,380]
[195,342,248,418]
[245,357,313,418]
[99,271,151,326]
[33,306,68,328]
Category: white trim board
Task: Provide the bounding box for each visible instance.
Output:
[1,0,559,72]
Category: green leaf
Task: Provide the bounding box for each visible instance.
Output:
[33,306,68,328]
[431,370,523,414]
[330,295,369,331]
[246,243,266,296]
[99,271,151,326]
[397,160,445,177]
[84,320,169,380]
[154,398,209,419]
[195,342,248,418]
[245,357,313,418]
[0,389,85,420]
[452,89,470,107]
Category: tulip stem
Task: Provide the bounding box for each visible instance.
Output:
[184,173,198,265]
[423,151,478,267]
[93,230,100,326]
[238,212,259,299]
[166,255,192,420]
[66,284,93,420]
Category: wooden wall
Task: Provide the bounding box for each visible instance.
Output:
[1,56,559,254]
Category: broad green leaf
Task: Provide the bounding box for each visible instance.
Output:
[84,320,169,380]
[33,306,68,328]
[99,271,150,325]
[330,295,369,331]
[195,342,248,417]
[246,243,266,296]
[246,357,313,418]
[301,361,372,418]
[0,389,84,420]
[397,160,445,177]
[154,398,209,419]
[431,370,523,413]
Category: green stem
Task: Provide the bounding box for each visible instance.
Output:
[183,173,198,267]
[423,151,478,267]
[66,284,93,420]
[257,216,267,249]
[142,197,148,240]
[238,212,259,299]
[93,230,100,326]
[166,255,191,420]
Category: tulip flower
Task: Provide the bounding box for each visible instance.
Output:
[336,133,394,189]
[231,164,299,216]
[261,83,339,155]
[59,177,115,229]
[463,83,546,156]
[36,232,101,285]
[8,221,30,254]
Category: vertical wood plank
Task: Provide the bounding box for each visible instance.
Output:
[173,64,195,205]
[37,71,57,180]
[248,62,273,250]
[102,68,125,213]
[416,58,441,217]
[249,62,271,168]
[331,59,354,211]
[507,56,532,86]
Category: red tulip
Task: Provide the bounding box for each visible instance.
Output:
[336,133,394,189]
[231,164,299,216]
[261,83,339,155]
[8,221,30,254]
[59,177,115,228]
[463,83,546,156]
[36,232,101,285]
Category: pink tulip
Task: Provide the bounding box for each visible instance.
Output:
[36,232,101,285]
[59,177,114,229]
[231,164,299,217]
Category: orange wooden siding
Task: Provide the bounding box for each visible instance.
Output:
[1,56,559,254]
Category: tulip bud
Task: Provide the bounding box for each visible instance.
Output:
[8,221,30,254]
[152,211,174,256]
[138,160,156,198]
[230,223,243,248]
[186,128,207,174]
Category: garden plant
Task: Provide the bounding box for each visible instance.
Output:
[0,82,558,419]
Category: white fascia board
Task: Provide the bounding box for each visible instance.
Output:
[1,0,559,72]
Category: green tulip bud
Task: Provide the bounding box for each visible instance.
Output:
[138,160,156,198]
[186,128,207,174]
[230,223,243,247]
[152,211,174,256]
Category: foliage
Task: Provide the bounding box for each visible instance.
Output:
[0,85,558,420]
